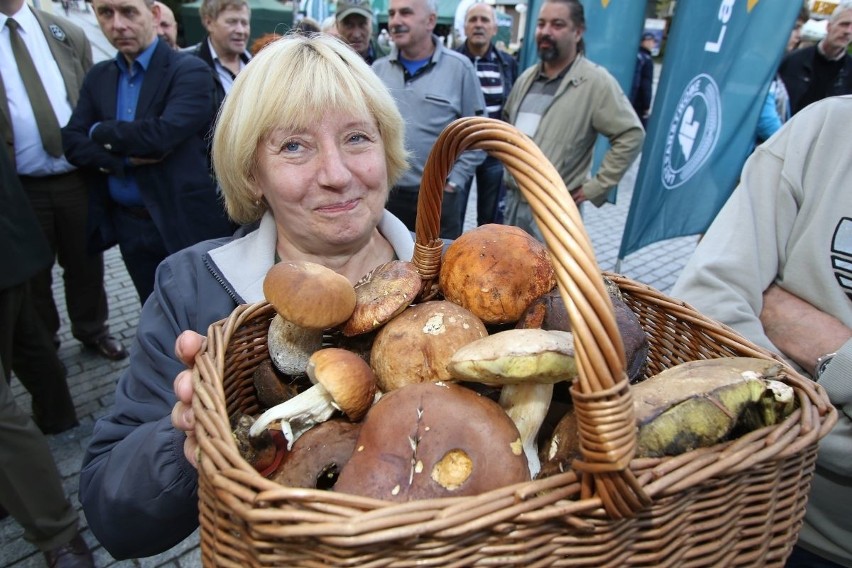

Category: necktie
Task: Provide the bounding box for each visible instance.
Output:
[6,18,64,157]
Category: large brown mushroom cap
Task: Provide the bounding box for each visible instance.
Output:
[370,301,488,392]
[263,260,357,330]
[341,260,422,337]
[334,382,530,501]
[269,418,361,489]
[439,224,556,325]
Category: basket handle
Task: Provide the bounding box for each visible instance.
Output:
[412,117,651,519]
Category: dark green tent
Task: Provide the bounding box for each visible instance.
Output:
[180,0,294,46]
[370,0,459,25]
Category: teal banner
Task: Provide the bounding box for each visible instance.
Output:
[584,0,647,203]
[618,0,802,259]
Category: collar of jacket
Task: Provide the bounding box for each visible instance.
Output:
[534,53,588,93]
[206,210,416,303]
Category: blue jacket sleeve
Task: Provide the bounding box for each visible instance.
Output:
[756,88,782,144]
[79,260,200,559]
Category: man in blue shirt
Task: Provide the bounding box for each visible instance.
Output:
[62,0,233,304]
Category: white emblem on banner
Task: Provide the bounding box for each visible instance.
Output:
[662,74,722,190]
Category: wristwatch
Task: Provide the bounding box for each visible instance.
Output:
[813,352,836,381]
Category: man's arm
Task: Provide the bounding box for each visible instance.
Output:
[582,72,645,206]
[89,55,215,159]
[61,69,127,177]
[760,284,852,373]
[446,58,487,189]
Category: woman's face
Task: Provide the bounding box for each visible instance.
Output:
[254,109,389,254]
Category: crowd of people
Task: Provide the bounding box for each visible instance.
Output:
[1,0,850,566]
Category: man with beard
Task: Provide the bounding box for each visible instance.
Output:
[372,0,485,239]
[335,0,387,65]
[455,1,517,226]
[502,0,643,241]
[186,0,251,109]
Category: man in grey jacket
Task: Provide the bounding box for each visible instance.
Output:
[671,96,852,568]
[502,0,643,241]
[372,0,485,239]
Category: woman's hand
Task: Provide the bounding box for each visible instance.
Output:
[171,330,206,468]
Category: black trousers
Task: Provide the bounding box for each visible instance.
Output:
[387,185,463,240]
[0,282,77,434]
[0,356,79,551]
[20,171,109,344]
[113,206,170,304]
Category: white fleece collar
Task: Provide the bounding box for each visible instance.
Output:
[208,211,415,303]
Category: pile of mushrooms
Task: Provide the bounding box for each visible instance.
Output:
[232,224,650,499]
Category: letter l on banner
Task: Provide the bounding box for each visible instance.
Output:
[618,0,802,260]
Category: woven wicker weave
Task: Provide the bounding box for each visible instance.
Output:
[193,117,837,567]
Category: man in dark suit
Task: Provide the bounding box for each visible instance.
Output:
[62,0,234,305]
[0,129,94,568]
[0,0,126,361]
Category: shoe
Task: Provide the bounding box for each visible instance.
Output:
[37,418,80,436]
[83,335,128,361]
[43,532,94,568]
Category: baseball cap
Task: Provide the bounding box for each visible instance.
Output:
[641,32,656,41]
[336,0,372,22]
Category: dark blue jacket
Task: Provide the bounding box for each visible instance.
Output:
[61,39,232,255]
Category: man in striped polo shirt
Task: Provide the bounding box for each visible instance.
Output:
[455,1,517,226]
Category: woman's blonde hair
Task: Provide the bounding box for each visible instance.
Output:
[212,33,408,224]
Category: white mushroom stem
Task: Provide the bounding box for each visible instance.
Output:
[249,384,340,449]
[498,382,553,479]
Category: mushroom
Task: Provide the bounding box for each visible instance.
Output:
[232,414,286,475]
[253,360,294,409]
[447,328,579,478]
[268,418,362,489]
[249,348,376,447]
[267,315,323,376]
[263,261,358,376]
[333,382,530,501]
[369,300,488,392]
[263,260,356,329]
[517,281,649,385]
[439,224,555,325]
[341,260,422,336]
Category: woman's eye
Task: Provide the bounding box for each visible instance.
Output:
[283,141,301,152]
[349,133,368,143]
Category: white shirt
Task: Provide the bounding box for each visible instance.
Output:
[0,5,74,175]
[207,37,247,96]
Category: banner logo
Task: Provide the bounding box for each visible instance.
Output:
[662,74,722,189]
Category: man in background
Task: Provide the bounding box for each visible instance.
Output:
[335,0,386,64]
[671,95,852,568]
[373,0,485,239]
[455,1,517,226]
[0,0,126,361]
[62,0,234,305]
[779,1,852,115]
[155,1,177,48]
[186,0,251,107]
[502,0,643,241]
[629,32,655,128]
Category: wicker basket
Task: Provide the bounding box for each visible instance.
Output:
[193,117,837,567]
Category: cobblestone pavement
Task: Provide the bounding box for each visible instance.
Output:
[2,5,697,566]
